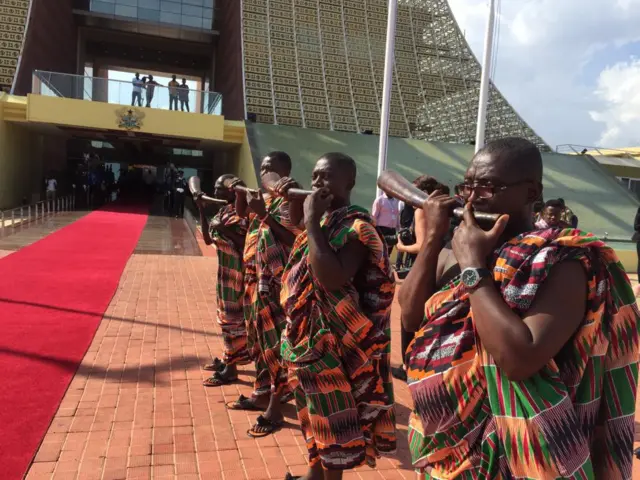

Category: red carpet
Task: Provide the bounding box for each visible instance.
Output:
[0,205,148,479]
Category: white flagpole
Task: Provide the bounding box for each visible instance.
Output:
[376,0,398,197]
[475,0,496,153]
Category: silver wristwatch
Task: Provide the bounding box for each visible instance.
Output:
[460,267,491,290]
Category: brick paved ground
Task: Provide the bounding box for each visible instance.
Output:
[23,253,415,480]
[19,248,640,480]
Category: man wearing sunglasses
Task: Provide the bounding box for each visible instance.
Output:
[399,137,638,478]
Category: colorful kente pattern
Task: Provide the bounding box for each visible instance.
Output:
[243,208,271,397]
[210,204,250,366]
[281,205,397,470]
[407,229,639,479]
[244,197,299,397]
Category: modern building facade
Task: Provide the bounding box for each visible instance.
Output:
[2,0,640,273]
[241,0,547,149]
[2,0,546,148]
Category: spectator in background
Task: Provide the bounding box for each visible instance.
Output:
[392,175,450,382]
[397,176,450,263]
[174,170,187,218]
[372,191,400,258]
[178,79,190,112]
[532,198,544,223]
[164,164,176,214]
[558,198,579,228]
[144,75,161,108]
[131,73,144,107]
[168,75,180,111]
[395,199,413,270]
[45,173,57,202]
[535,199,568,229]
[143,168,155,196]
[633,206,640,297]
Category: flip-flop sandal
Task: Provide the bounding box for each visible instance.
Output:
[203,372,237,387]
[225,394,263,411]
[284,474,300,480]
[203,358,225,372]
[247,414,284,438]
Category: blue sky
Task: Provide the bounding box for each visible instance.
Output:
[448,0,640,149]
[579,42,640,87]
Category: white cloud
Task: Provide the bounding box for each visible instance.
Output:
[590,58,640,146]
[445,0,640,148]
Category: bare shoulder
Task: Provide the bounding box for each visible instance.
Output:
[531,260,587,309]
[436,246,459,288]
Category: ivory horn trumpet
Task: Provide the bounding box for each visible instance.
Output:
[376,170,500,224]
[261,172,312,199]
[187,176,227,204]
[221,176,258,195]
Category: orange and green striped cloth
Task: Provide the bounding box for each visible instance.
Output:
[242,204,270,397]
[252,196,301,397]
[243,196,299,397]
[407,229,639,479]
[281,205,397,470]
[210,204,250,366]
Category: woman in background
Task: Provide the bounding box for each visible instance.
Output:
[392,175,449,381]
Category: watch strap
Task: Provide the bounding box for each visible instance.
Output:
[462,267,491,290]
[476,267,491,279]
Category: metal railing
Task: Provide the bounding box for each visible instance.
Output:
[32,70,222,115]
[556,144,640,158]
[0,195,76,232]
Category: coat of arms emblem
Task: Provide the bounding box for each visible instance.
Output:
[116,107,145,130]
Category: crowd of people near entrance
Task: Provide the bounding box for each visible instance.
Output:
[192,138,639,480]
[42,157,118,210]
[131,73,190,111]
[161,165,188,218]
[72,161,117,209]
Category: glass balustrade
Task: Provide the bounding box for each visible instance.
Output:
[32,70,222,115]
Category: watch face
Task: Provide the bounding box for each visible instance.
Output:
[461,269,479,288]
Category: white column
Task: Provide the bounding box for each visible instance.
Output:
[376,0,398,197]
[475,0,496,153]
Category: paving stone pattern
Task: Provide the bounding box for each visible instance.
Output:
[22,252,640,480]
[24,254,416,480]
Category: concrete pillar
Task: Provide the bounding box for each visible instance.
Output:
[92,63,109,103]
[74,30,87,100]
[77,29,86,75]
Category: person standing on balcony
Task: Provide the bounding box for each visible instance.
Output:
[131,73,143,107]
[178,79,190,112]
[168,75,180,111]
[144,75,161,108]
